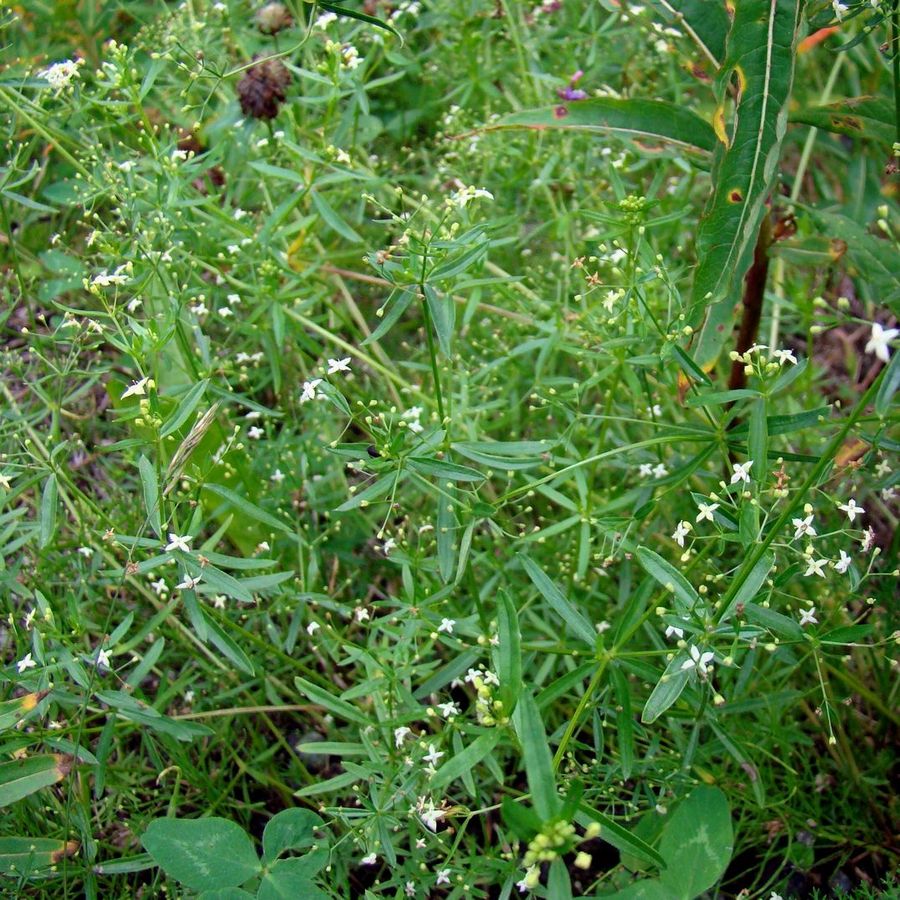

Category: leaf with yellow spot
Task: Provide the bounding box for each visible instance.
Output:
[0,691,48,733]
[0,838,79,876]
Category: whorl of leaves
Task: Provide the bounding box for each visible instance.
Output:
[237,56,291,120]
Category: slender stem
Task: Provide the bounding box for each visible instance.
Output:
[892,0,900,144]
[552,657,609,771]
[421,294,446,425]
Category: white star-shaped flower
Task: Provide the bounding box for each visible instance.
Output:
[121,377,149,399]
[681,644,714,675]
[165,533,193,553]
[437,617,455,634]
[696,501,720,523]
[360,853,377,865]
[271,469,285,484]
[95,648,111,670]
[394,726,412,748]
[792,515,817,540]
[672,520,691,547]
[437,701,459,717]
[803,558,828,578]
[307,621,320,635]
[772,348,798,365]
[799,607,818,627]
[327,357,352,374]
[422,744,444,766]
[665,624,684,640]
[176,573,202,590]
[864,322,898,363]
[834,550,852,574]
[300,379,323,403]
[837,498,864,522]
[16,652,37,673]
[730,461,753,484]
[435,869,451,886]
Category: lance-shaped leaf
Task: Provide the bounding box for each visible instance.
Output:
[487,98,717,160]
[0,754,73,807]
[689,0,804,372]
[0,837,79,876]
[790,96,896,147]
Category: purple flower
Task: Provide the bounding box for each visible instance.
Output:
[557,87,587,100]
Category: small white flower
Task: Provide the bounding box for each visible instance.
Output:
[832,0,849,18]
[394,726,412,748]
[665,624,684,640]
[121,377,149,399]
[483,670,500,687]
[271,469,285,484]
[405,882,416,897]
[23,609,36,630]
[150,578,167,595]
[300,379,323,403]
[595,620,611,634]
[681,644,714,675]
[803,558,828,578]
[799,607,818,627]
[176,573,202,590]
[423,744,444,766]
[247,426,264,440]
[464,668,481,684]
[792,515,817,540]
[861,527,876,552]
[16,652,37,674]
[315,11,337,27]
[838,498,864,522]
[437,617,455,634]
[307,621,320,635]
[652,463,668,479]
[355,607,370,623]
[212,595,226,609]
[38,59,80,90]
[360,852,378,865]
[730,460,753,484]
[864,322,899,364]
[77,546,94,558]
[672,520,691,547]
[772,348,798,365]
[382,537,397,555]
[834,550,852,574]
[419,799,444,831]
[165,533,193,553]
[437,701,459,717]
[638,463,654,478]
[435,869,451,886]
[696,501,720,523]
[95,648,111,670]
[327,357,352,374]
[449,185,494,208]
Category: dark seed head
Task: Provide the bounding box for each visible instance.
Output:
[237,56,292,120]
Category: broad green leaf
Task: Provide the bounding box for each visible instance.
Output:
[490,98,717,157]
[635,547,700,615]
[659,786,733,898]
[141,817,261,892]
[0,691,46,733]
[496,590,522,714]
[138,455,161,538]
[641,653,691,724]
[519,555,597,646]
[790,96,896,146]
[650,0,729,64]
[689,0,804,371]
[0,837,79,876]
[39,473,57,549]
[429,730,503,792]
[197,890,255,899]
[203,483,292,535]
[262,809,325,863]
[257,851,328,900]
[0,754,71,807]
[294,677,370,727]
[407,457,484,482]
[160,380,208,438]
[512,692,559,821]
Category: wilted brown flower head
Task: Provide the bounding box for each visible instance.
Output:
[256,3,293,35]
[237,56,291,120]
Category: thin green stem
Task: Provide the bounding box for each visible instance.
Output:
[552,657,609,770]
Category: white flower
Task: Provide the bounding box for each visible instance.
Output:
[437,701,459,717]
[121,377,149,399]
[23,609,36,630]
[315,11,337,27]
[307,622,320,635]
[212,595,226,609]
[861,527,876,552]
[517,866,540,892]
[150,578,167,595]
[449,185,494,208]
[595,620,611,634]
[681,644,714,675]
[483,670,500,687]
[165,533,193,553]
[803,558,828,578]
[419,799,444,831]
[382,537,397,555]
[90,266,129,288]
[864,322,898,363]
[792,515,817,540]
[0,471,11,490]
[772,348,798,365]
[665,624,684,640]
[405,883,416,897]
[464,668,481,684]
[355,607,370,623]
[95,648,111,670]
[340,44,364,69]
[696,501,720,523]
[435,869,451,886]
[799,607,818,627]
[730,461,753,484]
[327,357,352,374]
[437,617,455,634]
[394,726,412,748]
[300,379,323,403]
[834,550,852,574]
[423,744,444,766]
[638,463,654,478]
[176,573,202,590]
[16,652,37,674]
[38,59,80,90]
[77,546,94,558]
[652,463,668,479]
[271,469,285,484]
[360,852,377,865]
[672,520,691,547]
[838,498,864,522]
[832,0,849,18]
[247,426,264,440]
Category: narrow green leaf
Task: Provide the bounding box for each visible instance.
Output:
[611,668,634,780]
[310,190,362,243]
[423,284,454,357]
[685,389,760,407]
[204,615,255,675]
[749,397,768,488]
[408,457,484,482]
[641,653,691,724]
[436,484,457,583]
[635,547,700,615]
[160,380,208,438]
[0,754,71,807]
[363,288,414,345]
[576,804,666,870]
[496,590,522,714]
[548,859,573,899]
[294,677,370,727]
[790,96,896,146]
[743,602,802,640]
[690,0,805,370]
[722,552,773,619]
[138,456,161,538]
[203,483,291,535]
[490,98,717,156]
[875,348,900,417]
[512,692,559,821]
[429,729,503,792]
[519,555,597,646]
[39,474,58,549]
[0,691,45,733]
[335,473,400,512]
[315,0,402,40]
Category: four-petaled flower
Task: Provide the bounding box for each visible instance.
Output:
[435,869,451,886]
[772,349,797,365]
[121,377,149,399]
[327,357,352,374]
[16,652,37,674]
[300,379,323,403]
[165,533,192,553]
[423,744,444,766]
[360,853,377,865]
[394,726,412,748]
[437,617,455,634]
[438,701,459,717]
[834,550,852,574]
[95,648,111,670]
[672,521,691,547]
[803,558,828,578]
[681,644,714,675]
[665,624,684,640]
[864,322,898,363]
[696,501,719,523]
[838,498,864,522]
[792,515,816,540]
[177,573,202,590]
[799,607,818,627]
[730,461,753,484]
